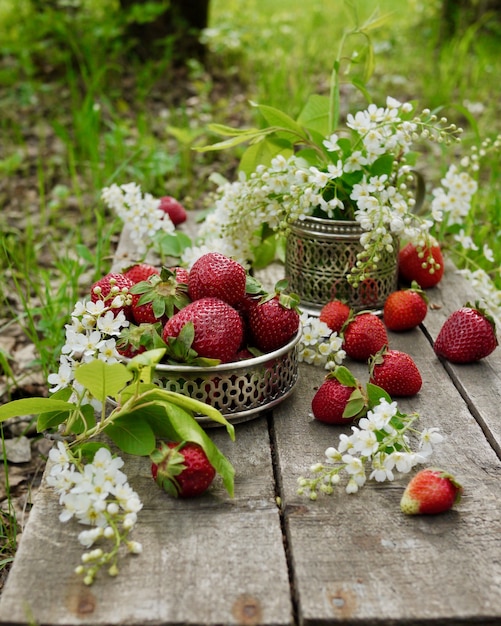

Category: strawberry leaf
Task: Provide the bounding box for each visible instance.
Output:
[332,365,358,388]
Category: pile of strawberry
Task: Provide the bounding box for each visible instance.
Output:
[90,251,301,367]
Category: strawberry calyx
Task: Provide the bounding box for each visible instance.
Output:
[117,322,164,355]
[258,279,301,311]
[325,365,368,419]
[130,266,190,320]
[150,441,187,497]
[408,281,428,303]
[162,321,221,367]
[465,300,498,337]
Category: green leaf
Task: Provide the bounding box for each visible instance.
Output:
[297,94,330,135]
[238,137,293,176]
[251,102,309,142]
[73,441,111,462]
[370,154,394,177]
[343,389,366,418]
[333,366,358,387]
[164,403,235,497]
[366,382,392,407]
[75,361,133,403]
[104,414,156,456]
[67,404,97,435]
[0,398,75,423]
[193,129,267,153]
[154,231,192,257]
[134,387,235,440]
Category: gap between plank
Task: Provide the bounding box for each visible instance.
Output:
[420,324,501,461]
[266,411,300,626]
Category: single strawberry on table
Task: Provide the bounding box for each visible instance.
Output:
[319,299,352,334]
[434,302,498,363]
[369,347,422,397]
[151,441,216,498]
[398,240,444,289]
[383,284,428,332]
[247,281,300,353]
[400,468,463,515]
[188,251,247,307]
[342,312,389,361]
[158,195,188,226]
[311,366,367,424]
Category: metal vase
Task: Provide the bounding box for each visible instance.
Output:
[285,217,398,314]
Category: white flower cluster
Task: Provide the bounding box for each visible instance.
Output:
[297,313,346,369]
[48,299,129,395]
[430,164,478,225]
[101,182,175,256]
[197,98,458,283]
[46,443,143,585]
[457,267,501,328]
[297,398,443,498]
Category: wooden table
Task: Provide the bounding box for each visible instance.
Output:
[1,225,500,626]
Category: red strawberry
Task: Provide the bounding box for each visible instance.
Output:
[171,266,190,284]
[400,468,463,515]
[311,366,367,424]
[434,303,498,363]
[130,267,190,325]
[151,441,215,498]
[188,252,247,307]
[158,196,187,226]
[123,263,160,284]
[342,312,388,361]
[162,297,244,363]
[383,285,428,332]
[247,288,300,353]
[319,300,352,334]
[398,241,444,289]
[369,347,422,397]
[90,272,134,318]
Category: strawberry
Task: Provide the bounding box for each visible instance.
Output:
[151,441,216,498]
[398,240,444,289]
[342,312,388,361]
[400,468,463,515]
[122,263,160,284]
[247,285,300,353]
[383,284,428,332]
[311,366,367,424]
[434,303,498,363]
[90,272,134,318]
[158,196,187,226]
[162,297,244,363]
[130,266,190,325]
[319,300,352,334]
[369,347,422,397]
[188,252,247,307]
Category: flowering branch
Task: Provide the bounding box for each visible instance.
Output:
[297,390,443,499]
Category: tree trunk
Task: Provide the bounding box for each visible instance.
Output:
[119,0,210,63]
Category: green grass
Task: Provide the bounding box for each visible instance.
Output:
[0,0,500,574]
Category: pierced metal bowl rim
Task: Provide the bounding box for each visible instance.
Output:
[123,328,302,374]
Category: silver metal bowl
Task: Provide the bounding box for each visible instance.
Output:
[150,329,301,426]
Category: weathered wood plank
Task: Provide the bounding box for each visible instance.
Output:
[273,322,501,625]
[419,261,501,458]
[0,418,294,626]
